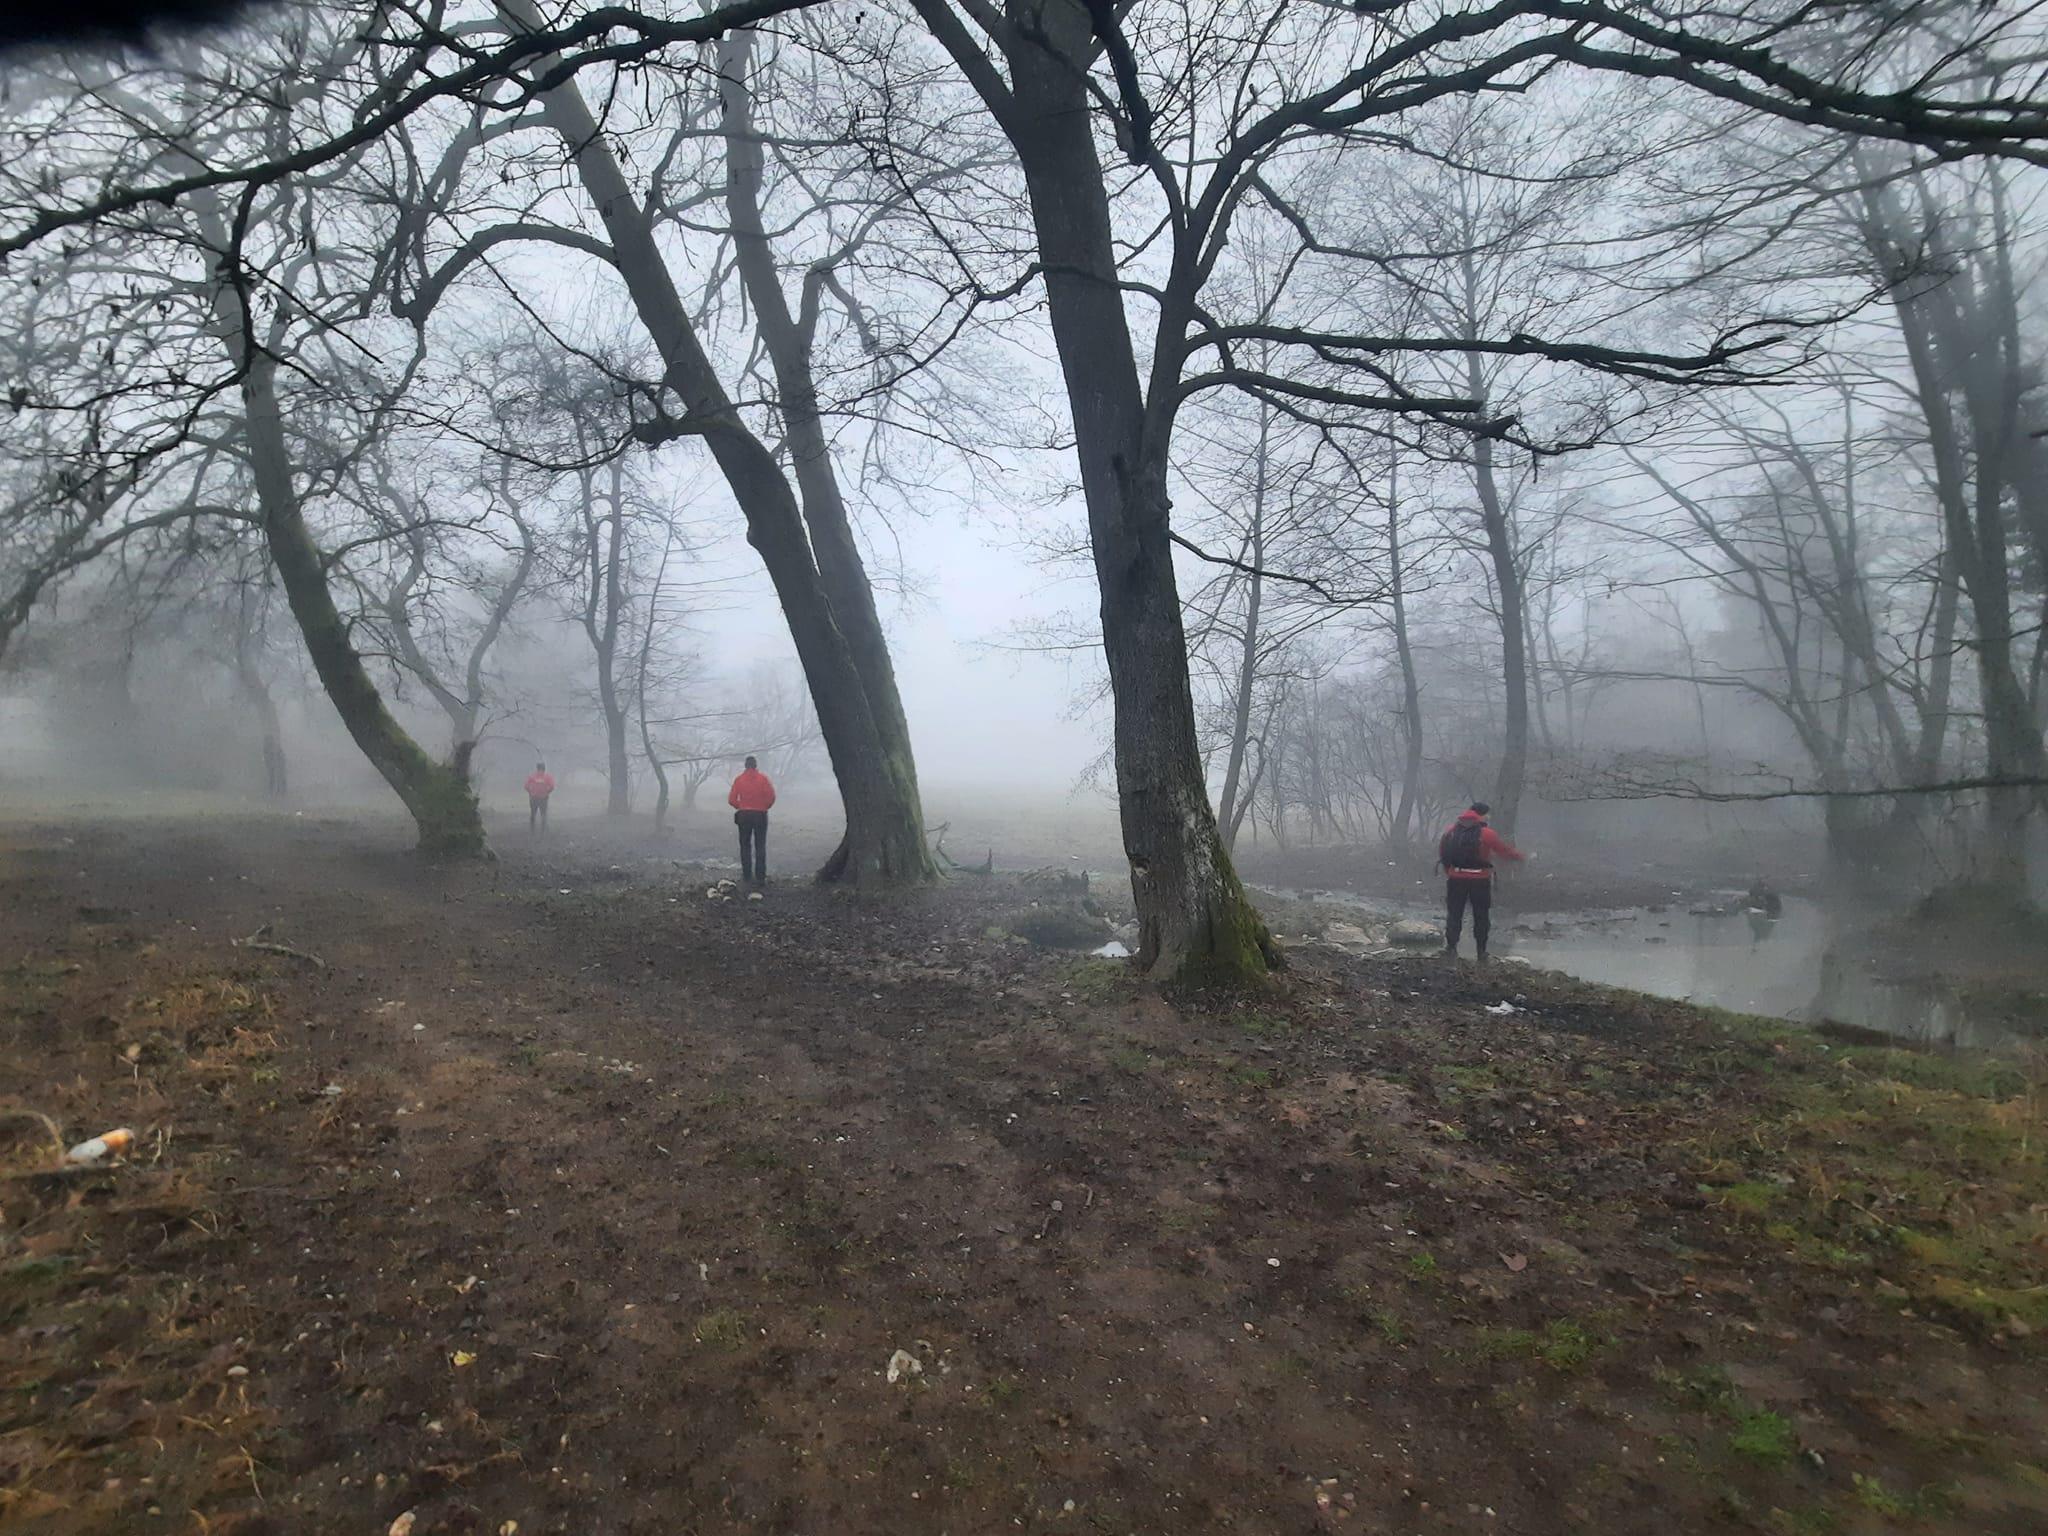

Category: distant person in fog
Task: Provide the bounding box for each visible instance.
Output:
[1436,802,1527,961]
[728,756,776,885]
[525,761,556,832]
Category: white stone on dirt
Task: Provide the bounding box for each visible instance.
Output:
[886,1348,923,1384]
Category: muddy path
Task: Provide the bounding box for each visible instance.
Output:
[2,814,2043,1535]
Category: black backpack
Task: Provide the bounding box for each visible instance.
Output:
[1440,820,1486,870]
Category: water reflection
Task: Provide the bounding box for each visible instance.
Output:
[1504,895,2013,1051]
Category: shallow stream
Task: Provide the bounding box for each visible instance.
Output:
[1256,882,2020,1050]
[1501,895,2016,1051]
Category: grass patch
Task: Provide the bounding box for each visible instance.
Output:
[1235,1009,1294,1040]
[1443,1064,1501,1096]
[982,1376,1022,1410]
[1658,1366,1802,1468]
[1674,1022,2048,1335]
[1407,1251,1439,1280]
[4,1255,76,1286]
[1712,1180,1781,1215]
[1727,1409,1796,1465]
[1060,958,1133,1002]
[1850,1473,1952,1518]
[1108,1046,1151,1075]
[1471,1319,1605,1371]
[694,1308,751,1348]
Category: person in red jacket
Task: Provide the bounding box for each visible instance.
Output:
[524,761,556,832]
[728,756,777,885]
[1436,802,1527,960]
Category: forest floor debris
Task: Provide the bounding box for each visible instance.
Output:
[0,811,2044,1534]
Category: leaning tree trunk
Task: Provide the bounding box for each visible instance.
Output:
[1003,2,1275,980]
[241,361,483,857]
[502,0,930,883]
[716,31,933,882]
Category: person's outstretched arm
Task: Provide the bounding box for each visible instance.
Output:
[1483,828,1526,863]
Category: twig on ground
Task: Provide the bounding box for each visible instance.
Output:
[0,1107,66,1159]
[231,925,327,969]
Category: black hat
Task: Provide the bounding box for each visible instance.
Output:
[1469,801,1490,816]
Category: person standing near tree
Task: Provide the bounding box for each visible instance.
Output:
[525,760,556,833]
[1437,802,1527,962]
[728,755,776,886]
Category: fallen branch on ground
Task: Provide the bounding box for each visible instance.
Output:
[232,924,327,969]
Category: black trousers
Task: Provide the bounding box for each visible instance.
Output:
[529,795,548,831]
[736,810,768,882]
[1445,878,1492,954]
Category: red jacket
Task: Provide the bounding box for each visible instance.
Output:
[524,771,555,799]
[1438,810,1523,881]
[728,768,777,813]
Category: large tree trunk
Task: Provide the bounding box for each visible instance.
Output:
[502,0,931,883]
[242,361,483,857]
[1002,0,1275,980]
[716,32,932,881]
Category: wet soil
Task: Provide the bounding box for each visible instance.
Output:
[2,813,2044,1535]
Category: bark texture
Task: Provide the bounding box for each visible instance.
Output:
[998,0,1275,980]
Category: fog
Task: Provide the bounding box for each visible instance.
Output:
[2,0,2046,958]
[8,6,2048,1529]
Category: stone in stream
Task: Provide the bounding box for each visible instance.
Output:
[1323,922,1376,952]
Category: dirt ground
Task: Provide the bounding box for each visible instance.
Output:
[3,810,2045,1536]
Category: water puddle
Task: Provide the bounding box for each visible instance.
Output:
[1502,896,2014,1050]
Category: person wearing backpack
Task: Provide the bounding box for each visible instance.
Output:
[728,756,777,885]
[1436,802,1528,961]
